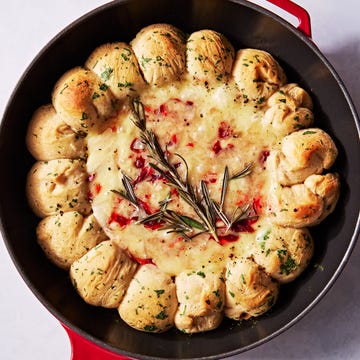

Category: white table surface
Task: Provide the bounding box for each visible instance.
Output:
[1,1,359,359]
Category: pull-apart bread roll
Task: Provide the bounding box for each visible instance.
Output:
[26,104,87,161]
[70,240,138,308]
[266,128,340,227]
[37,212,107,270]
[267,168,340,228]
[27,159,91,218]
[130,24,186,86]
[274,128,338,186]
[303,173,340,226]
[118,264,177,333]
[251,226,314,283]
[174,270,225,333]
[85,42,145,100]
[232,48,287,101]
[186,29,235,84]
[52,67,117,133]
[263,83,314,136]
[224,258,279,320]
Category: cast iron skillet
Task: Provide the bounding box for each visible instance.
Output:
[1,0,359,359]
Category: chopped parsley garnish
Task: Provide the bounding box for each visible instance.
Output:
[144,325,157,332]
[280,256,297,275]
[154,289,165,297]
[155,311,168,320]
[101,67,114,81]
[118,81,134,88]
[302,130,317,135]
[141,56,152,67]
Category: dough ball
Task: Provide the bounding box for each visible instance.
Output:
[263,83,314,136]
[131,23,186,85]
[118,264,177,333]
[174,269,225,333]
[304,173,340,226]
[275,128,338,186]
[85,42,145,100]
[37,212,108,269]
[186,29,234,84]
[224,258,279,319]
[266,152,340,228]
[267,179,324,228]
[251,225,314,283]
[232,48,286,102]
[26,104,87,161]
[26,159,91,218]
[70,240,138,308]
[52,67,117,133]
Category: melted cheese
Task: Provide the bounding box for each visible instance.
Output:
[87,76,282,276]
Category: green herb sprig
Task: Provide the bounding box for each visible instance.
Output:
[114,99,254,242]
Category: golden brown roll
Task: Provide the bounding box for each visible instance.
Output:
[263,83,314,136]
[26,104,87,161]
[267,180,322,228]
[275,128,338,186]
[251,225,314,283]
[26,159,91,218]
[118,264,177,333]
[52,67,117,133]
[85,42,145,100]
[304,173,340,226]
[174,269,225,333]
[267,177,340,228]
[70,240,138,308]
[130,23,186,85]
[232,48,287,102]
[186,29,235,84]
[224,258,279,319]
[36,212,108,269]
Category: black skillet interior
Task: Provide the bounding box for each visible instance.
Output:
[1,0,359,359]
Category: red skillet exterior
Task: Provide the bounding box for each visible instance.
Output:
[1,0,359,359]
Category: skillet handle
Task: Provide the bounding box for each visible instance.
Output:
[266,0,312,37]
[63,325,135,360]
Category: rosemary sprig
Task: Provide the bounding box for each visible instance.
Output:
[131,99,221,241]
[212,165,254,232]
[118,99,254,242]
[162,210,207,242]
[137,203,206,241]
[230,162,253,180]
[220,166,229,211]
[111,171,139,210]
